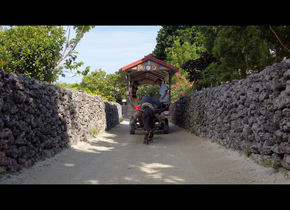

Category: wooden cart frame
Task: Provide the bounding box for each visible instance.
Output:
[119,55,179,137]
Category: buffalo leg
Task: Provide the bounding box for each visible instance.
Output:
[143,130,149,144]
[142,130,154,144]
[148,130,154,143]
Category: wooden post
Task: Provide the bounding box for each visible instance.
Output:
[126,75,130,104]
[168,72,171,104]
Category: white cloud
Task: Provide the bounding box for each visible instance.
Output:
[57,26,161,84]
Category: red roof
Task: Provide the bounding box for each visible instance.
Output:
[119,55,179,71]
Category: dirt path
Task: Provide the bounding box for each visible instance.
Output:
[1,118,290,184]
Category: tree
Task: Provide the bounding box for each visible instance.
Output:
[197,25,290,83]
[79,68,106,94]
[181,51,220,90]
[195,25,221,54]
[264,25,290,58]
[78,69,127,102]
[55,25,94,80]
[212,26,274,80]
[165,39,200,68]
[105,71,127,103]
[151,25,198,62]
[0,25,95,83]
[0,26,66,82]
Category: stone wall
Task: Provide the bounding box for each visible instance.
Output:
[105,101,123,129]
[170,59,290,169]
[0,68,122,173]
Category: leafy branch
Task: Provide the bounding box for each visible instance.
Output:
[269,26,290,53]
[52,25,95,83]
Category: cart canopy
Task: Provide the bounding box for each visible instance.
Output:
[119,55,179,86]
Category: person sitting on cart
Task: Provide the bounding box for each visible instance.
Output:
[128,80,139,102]
[156,78,169,107]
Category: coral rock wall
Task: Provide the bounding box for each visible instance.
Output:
[170,59,290,169]
[0,68,122,173]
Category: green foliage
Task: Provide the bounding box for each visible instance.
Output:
[65,83,80,90]
[152,25,290,94]
[54,69,127,103]
[170,72,193,102]
[54,81,80,90]
[198,25,290,84]
[56,25,95,80]
[79,68,106,92]
[165,39,200,68]
[89,127,101,137]
[261,25,290,59]
[212,26,273,80]
[181,51,220,90]
[0,26,66,82]
[0,59,7,70]
[151,25,200,62]
[0,167,6,174]
[195,26,221,54]
[138,85,159,98]
[0,25,95,83]
[105,71,127,103]
[280,168,290,178]
[242,148,251,157]
[78,69,126,102]
[260,157,280,169]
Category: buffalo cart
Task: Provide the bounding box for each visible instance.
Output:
[119,55,179,143]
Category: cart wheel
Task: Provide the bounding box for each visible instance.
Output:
[163,118,169,134]
[130,123,135,134]
[130,116,135,134]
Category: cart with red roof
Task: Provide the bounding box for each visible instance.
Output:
[119,55,179,136]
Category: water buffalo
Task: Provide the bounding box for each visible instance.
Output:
[130,96,168,144]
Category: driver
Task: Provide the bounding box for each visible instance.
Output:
[156,78,169,105]
[128,80,139,102]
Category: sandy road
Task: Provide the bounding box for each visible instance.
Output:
[1,118,290,184]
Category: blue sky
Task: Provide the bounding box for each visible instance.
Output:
[56,25,162,84]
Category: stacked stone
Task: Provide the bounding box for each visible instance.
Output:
[170,59,290,169]
[0,68,121,173]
